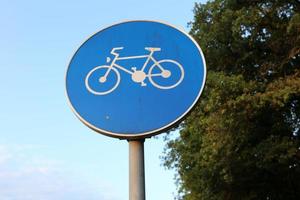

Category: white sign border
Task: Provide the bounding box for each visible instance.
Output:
[65,20,207,139]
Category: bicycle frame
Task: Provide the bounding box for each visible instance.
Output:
[103,48,164,78]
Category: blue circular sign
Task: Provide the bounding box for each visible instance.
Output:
[66,20,206,139]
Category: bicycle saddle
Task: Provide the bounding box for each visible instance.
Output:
[145,47,161,52]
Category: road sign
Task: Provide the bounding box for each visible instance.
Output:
[66,20,206,139]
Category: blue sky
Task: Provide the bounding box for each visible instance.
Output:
[0,0,206,199]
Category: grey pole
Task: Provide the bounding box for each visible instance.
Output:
[128,139,145,200]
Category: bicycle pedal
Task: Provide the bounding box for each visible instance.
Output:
[141,82,147,87]
[131,67,137,71]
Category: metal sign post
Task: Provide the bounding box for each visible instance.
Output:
[129,140,145,200]
[66,20,206,200]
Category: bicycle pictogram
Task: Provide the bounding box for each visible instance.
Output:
[85,47,185,95]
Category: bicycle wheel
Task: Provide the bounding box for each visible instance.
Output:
[148,59,184,89]
[85,65,120,95]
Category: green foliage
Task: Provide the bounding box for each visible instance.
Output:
[164,1,300,199]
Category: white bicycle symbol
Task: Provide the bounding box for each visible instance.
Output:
[85,47,185,95]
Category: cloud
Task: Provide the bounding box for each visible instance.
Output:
[0,144,119,200]
[0,145,12,164]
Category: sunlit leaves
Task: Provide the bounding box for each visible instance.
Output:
[163,0,300,199]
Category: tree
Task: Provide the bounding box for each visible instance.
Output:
[163,0,300,199]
